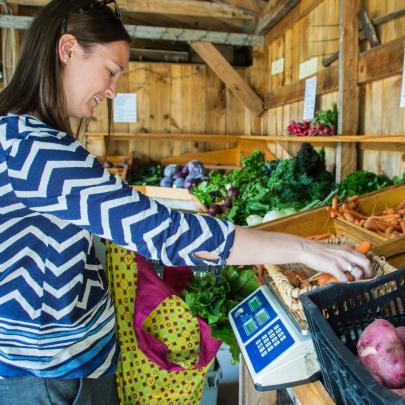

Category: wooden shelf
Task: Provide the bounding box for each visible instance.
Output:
[86,132,404,144]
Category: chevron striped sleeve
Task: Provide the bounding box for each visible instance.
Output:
[0,114,235,379]
[3,115,235,267]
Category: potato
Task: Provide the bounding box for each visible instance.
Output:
[357,319,405,388]
[397,326,405,348]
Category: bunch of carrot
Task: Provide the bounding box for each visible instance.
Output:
[327,195,405,239]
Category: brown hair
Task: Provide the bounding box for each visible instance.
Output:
[0,0,130,136]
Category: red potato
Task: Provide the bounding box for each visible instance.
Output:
[357,319,405,388]
[397,326,405,348]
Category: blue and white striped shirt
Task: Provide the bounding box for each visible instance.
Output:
[0,114,235,378]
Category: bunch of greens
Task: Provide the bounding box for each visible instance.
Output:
[182,266,260,363]
[192,144,335,225]
[127,160,162,186]
[312,103,338,129]
[337,170,394,199]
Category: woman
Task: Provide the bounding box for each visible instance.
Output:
[0,0,371,403]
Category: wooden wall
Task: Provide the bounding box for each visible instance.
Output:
[86,0,404,178]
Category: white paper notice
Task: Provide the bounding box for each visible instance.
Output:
[303,76,317,121]
[400,50,405,108]
[271,58,284,75]
[114,93,137,123]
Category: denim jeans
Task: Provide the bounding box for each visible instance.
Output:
[0,374,118,405]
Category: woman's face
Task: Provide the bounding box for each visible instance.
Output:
[60,37,130,119]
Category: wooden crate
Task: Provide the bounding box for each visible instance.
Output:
[333,184,405,257]
[133,185,206,212]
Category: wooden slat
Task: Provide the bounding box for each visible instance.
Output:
[191,42,264,116]
[8,0,254,19]
[255,0,299,35]
[335,0,360,183]
[265,37,405,109]
[292,381,335,405]
[212,0,264,16]
[265,0,324,44]
[358,36,405,84]
[265,66,339,108]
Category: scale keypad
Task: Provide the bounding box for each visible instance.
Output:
[246,320,295,373]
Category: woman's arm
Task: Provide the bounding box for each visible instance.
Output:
[196,225,372,282]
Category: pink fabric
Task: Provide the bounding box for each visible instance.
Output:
[133,254,222,371]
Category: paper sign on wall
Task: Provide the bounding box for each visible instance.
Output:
[400,50,405,108]
[303,76,317,121]
[114,93,137,123]
[271,58,284,75]
[299,57,318,80]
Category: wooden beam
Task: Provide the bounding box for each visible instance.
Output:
[264,37,404,109]
[265,66,339,108]
[358,36,405,84]
[255,0,299,35]
[212,0,265,17]
[336,0,360,183]
[265,0,324,44]
[191,41,264,116]
[8,0,254,19]
[0,15,264,46]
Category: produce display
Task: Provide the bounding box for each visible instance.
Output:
[127,160,162,186]
[327,194,405,239]
[287,104,337,136]
[182,265,259,363]
[357,319,405,397]
[192,144,335,225]
[276,240,371,288]
[159,160,208,189]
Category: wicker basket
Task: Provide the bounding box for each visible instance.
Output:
[265,237,398,325]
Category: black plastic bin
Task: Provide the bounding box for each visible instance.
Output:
[299,268,405,405]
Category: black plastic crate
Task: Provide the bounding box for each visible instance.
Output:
[299,269,405,405]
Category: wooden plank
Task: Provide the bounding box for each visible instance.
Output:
[8,0,254,19]
[335,0,360,184]
[191,42,264,116]
[0,15,264,47]
[265,0,324,45]
[87,133,241,142]
[212,0,264,16]
[292,381,335,405]
[265,66,339,108]
[239,359,277,405]
[160,148,240,166]
[358,36,405,84]
[255,0,299,35]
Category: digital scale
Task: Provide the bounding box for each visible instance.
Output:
[229,283,320,391]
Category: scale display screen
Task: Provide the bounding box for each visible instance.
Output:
[230,290,277,343]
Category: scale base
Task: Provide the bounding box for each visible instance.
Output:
[254,371,321,392]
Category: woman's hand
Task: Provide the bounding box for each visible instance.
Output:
[226,226,372,282]
[301,239,372,282]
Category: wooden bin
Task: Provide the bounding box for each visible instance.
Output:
[332,184,405,261]
[133,185,207,212]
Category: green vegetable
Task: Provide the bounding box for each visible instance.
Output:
[311,103,338,128]
[338,170,393,197]
[127,160,163,186]
[182,266,260,363]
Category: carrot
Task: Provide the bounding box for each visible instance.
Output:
[332,195,338,211]
[348,195,360,202]
[400,221,405,235]
[325,276,338,284]
[318,274,333,286]
[382,207,395,215]
[385,225,394,235]
[344,272,355,282]
[356,241,372,254]
[344,212,356,222]
[395,200,405,211]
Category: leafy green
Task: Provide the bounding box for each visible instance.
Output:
[127,161,163,186]
[191,145,335,225]
[337,170,393,197]
[311,103,338,128]
[182,266,260,363]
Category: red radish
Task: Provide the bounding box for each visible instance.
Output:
[397,326,405,348]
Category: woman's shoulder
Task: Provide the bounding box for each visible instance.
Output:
[0,113,71,142]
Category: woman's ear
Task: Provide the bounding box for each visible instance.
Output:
[58,33,78,64]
